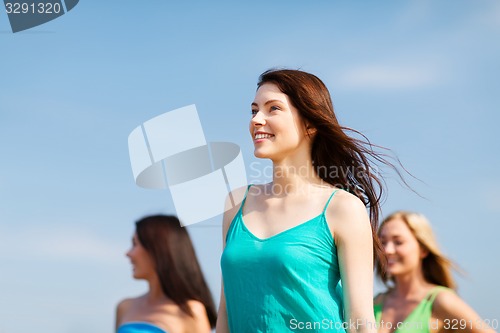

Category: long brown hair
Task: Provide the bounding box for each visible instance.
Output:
[136,215,217,327]
[376,211,457,289]
[258,68,405,268]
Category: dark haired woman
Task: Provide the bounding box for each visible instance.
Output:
[375,211,496,333]
[217,69,390,332]
[116,215,217,333]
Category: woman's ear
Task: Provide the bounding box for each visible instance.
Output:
[420,246,429,259]
[305,124,317,136]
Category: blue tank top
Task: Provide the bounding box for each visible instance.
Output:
[221,186,346,332]
[117,322,167,333]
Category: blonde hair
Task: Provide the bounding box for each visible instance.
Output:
[375,211,457,289]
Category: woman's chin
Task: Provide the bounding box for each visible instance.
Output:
[386,267,405,277]
[254,150,268,158]
[254,148,275,159]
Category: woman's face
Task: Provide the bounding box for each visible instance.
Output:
[379,218,427,277]
[250,83,311,161]
[126,232,156,280]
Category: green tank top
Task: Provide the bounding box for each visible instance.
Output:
[221,186,345,332]
[373,286,449,333]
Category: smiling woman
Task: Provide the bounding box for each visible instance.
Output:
[216,69,407,333]
[374,211,497,333]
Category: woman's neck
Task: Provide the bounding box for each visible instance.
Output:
[392,271,433,299]
[145,274,167,304]
[271,159,326,195]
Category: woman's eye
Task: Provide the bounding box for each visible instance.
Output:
[251,109,258,116]
[270,105,280,111]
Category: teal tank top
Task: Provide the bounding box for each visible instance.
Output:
[221,186,345,332]
[117,322,167,333]
[373,286,449,333]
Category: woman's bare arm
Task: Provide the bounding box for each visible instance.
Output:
[433,290,497,333]
[327,191,377,333]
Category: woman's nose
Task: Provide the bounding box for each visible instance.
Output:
[384,242,395,254]
[251,111,266,126]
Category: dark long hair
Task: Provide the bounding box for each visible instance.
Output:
[135,215,217,328]
[258,68,405,269]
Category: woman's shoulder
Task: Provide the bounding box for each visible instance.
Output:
[429,287,494,330]
[116,297,134,313]
[431,287,461,313]
[223,184,268,217]
[186,300,208,318]
[116,295,145,313]
[116,297,141,328]
[327,188,365,210]
[183,300,212,332]
[325,189,370,234]
[222,185,253,239]
[223,185,249,212]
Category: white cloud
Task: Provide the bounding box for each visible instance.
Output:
[338,64,441,90]
[0,225,124,264]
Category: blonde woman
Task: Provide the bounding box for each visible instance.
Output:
[374,211,496,333]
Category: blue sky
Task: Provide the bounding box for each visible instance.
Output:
[1,1,499,332]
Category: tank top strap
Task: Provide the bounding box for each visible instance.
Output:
[238,184,253,214]
[226,184,253,243]
[427,286,447,303]
[416,286,448,316]
[322,189,340,215]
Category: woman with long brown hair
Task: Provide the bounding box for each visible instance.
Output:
[217,69,395,332]
[375,211,496,333]
[116,215,217,333]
